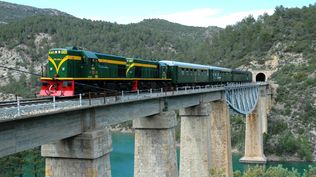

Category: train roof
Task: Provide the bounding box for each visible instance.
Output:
[231,69,250,73]
[95,52,126,60]
[159,60,210,70]
[127,58,158,64]
[209,66,232,72]
[159,60,233,72]
[50,47,126,60]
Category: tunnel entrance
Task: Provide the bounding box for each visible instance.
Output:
[256,73,266,82]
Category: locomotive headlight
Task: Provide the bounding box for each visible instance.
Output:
[50,67,53,71]
[62,67,65,71]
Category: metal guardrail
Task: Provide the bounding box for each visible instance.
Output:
[0,85,225,120]
[0,83,265,121]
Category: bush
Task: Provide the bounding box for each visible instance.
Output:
[297,136,313,161]
[276,131,298,155]
[265,165,299,177]
[302,165,316,177]
[231,165,303,177]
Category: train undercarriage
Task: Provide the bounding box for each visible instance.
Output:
[39,79,172,97]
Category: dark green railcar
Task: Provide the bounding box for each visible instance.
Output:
[209,66,232,83]
[159,60,209,85]
[232,69,252,82]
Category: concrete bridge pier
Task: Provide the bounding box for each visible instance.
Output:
[133,111,178,177]
[240,90,267,164]
[179,103,211,177]
[41,128,112,177]
[261,88,268,134]
[209,100,233,177]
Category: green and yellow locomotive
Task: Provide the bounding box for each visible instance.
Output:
[40,47,170,96]
[40,47,252,96]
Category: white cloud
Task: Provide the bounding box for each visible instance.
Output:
[81,8,274,28]
[158,8,221,27]
[156,8,274,27]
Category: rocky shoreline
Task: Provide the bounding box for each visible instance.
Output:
[110,125,134,133]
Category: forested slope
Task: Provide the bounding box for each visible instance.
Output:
[211,4,316,161]
[0,0,69,23]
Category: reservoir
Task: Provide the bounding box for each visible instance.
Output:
[111,132,316,177]
[13,132,316,177]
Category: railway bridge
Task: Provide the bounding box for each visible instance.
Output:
[0,83,272,177]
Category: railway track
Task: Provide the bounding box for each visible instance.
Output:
[0,84,234,120]
[0,86,214,109]
[0,97,53,108]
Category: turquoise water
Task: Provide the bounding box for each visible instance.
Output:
[16,132,315,177]
[111,132,316,177]
[111,133,135,177]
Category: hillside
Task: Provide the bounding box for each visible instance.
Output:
[0,14,220,97]
[209,4,316,161]
[0,1,69,24]
[0,1,315,162]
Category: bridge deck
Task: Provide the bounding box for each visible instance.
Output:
[0,83,268,158]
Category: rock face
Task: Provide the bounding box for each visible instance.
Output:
[0,46,30,86]
[0,92,16,101]
[0,33,52,86]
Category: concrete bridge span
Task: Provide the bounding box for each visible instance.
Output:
[0,83,271,177]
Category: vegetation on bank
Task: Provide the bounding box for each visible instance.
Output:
[0,148,315,177]
[232,165,316,177]
[0,148,44,177]
[231,114,313,161]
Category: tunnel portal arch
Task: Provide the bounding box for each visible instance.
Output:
[256,73,266,82]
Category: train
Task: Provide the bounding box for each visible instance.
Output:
[39,47,252,96]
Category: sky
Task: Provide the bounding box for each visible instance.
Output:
[2,0,315,27]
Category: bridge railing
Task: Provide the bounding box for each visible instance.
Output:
[0,83,264,121]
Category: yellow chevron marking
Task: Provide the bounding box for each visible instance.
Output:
[126,63,135,75]
[126,63,158,75]
[48,55,82,73]
[48,56,58,73]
